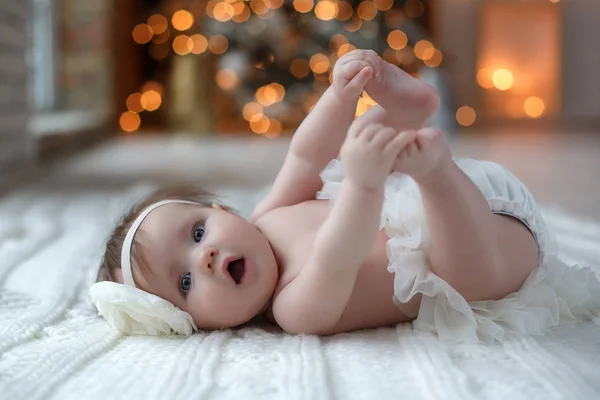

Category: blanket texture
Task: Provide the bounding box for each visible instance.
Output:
[1,184,599,400]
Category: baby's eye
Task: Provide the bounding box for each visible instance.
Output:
[180,273,192,294]
[192,226,205,243]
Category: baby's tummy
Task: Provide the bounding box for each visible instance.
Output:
[331,231,414,333]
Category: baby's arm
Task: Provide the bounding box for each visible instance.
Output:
[272,124,416,334]
[252,51,382,220]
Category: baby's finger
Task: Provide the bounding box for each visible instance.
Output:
[372,127,397,149]
[345,66,373,93]
[359,123,382,142]
[385,130,418,156]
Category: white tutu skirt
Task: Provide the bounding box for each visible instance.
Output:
[317,158,600,343]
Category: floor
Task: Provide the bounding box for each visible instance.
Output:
[42,130,600,221]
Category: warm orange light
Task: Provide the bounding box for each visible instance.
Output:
[293,0,314,13]
[265,119,282,138]
[233,4,250,22]
[492,69,514,91]
[216,69,238,90]
[387,30,408,50]
[355,97,369,117]
[414,40,434,60]
[152,29,170,44]
[524,96,545,118]
[249,114,270,134]
[190,34,208,54]
[270,83,285,102]
[290,58,310,78]
[315,1,337,20]
[373,0,393,11]
[385,9,405,28]
[148,15,168,35]
[142,81,163,96]
[126,93,144,113]
[357,1,377,20]
[171,10,194,31]
[362,91,377,106]
[213,2,235,21]
[141,90,162,111]
[120,111,141,132]
[477,68,495,89]
[250,0,269,15]
[208,35,229,54]
[132,24,153,44]
[329,34,348,51]
[456,106,476,127]
[173,35,193,55]
[268,0,284,9]
[382,48,401,65]
[405,0,424,18]
[423,49,443,67]
[309,53,330,74]
[335,1,353,21]
[243,102,263,121]
[337,43,357,57]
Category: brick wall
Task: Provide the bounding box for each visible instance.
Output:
[0,0,33,182]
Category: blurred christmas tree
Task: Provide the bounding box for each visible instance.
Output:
[124,0,442,136]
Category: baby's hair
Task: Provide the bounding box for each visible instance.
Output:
[96,185,217,284]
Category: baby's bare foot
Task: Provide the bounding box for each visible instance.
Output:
[365,59,440,130]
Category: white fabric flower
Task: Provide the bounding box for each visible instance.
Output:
[90,281,197,336]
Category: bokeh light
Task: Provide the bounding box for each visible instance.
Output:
[120,111,141,133]
[132,24,153,44]
[357,1,377,20]
[141,90,162,111]
[208,35,229,54]
[477,68,495,89]
[290,58,310,78]
[190,34,208,54]
[216,69,239,90]
[335,1,353,21]
[172,10,194,31]
[309,53,330,74]
[142,81,163,96]
[293,0,314,13]
[492,69,514,91]
[147,14,168,34]
[405,0,424,18]
[213,2,235,21]
[232,4,251,22]
[315,0,337,20]
[126,93,144,113]
[337,43,357,57]
[243,102,263,121]
[456,106,476,127]
[524,96,545,118]
[387,30,408,50]
[423,49,443,67]
[249,114,270,134]
[373,0,393,11]
[413,40,433,60]
[173,35,194,55]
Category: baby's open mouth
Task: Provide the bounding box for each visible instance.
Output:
[227,258,245,285]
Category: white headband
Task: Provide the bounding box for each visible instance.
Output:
[121,199,200,287]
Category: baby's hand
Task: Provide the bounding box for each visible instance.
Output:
[393,128,452,183]
[332,50,382,99]
[341,122,417,191]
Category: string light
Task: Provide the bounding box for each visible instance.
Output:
[524,96,545,118]
[152,29,170,44]
[373,0,393,11]
[405,0,424,18]
[132,24,153,44]
[171,10,194,31]
[414,40,433,60]
[249,114,270,134]
[142,81,163,96]
[290,58,310,78]
[250,0,269,16]
[456,106,476,127]
[337,43,357,57]
[329,34,348,51]
[243,102,263,121]
[120,111,141,133]
[387,30,408,50]
[492,69,514,91]
[126,93,144,113]
[423,49,443,67]
[232,4,251,22]
[268,0,284,9]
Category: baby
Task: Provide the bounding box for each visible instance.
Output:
[91,50,600,343]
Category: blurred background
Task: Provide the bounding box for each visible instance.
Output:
[1,0,599,216]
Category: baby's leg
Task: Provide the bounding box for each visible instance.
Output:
[407,129,539,302]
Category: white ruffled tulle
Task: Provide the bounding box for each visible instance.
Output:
[90,281,197,336]
[317,158,600,343]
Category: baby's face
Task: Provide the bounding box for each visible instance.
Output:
[132,203,278,329]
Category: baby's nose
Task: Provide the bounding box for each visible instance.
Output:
[197,247,218,275]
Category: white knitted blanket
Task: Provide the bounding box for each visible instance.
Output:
[1,184,599,400]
